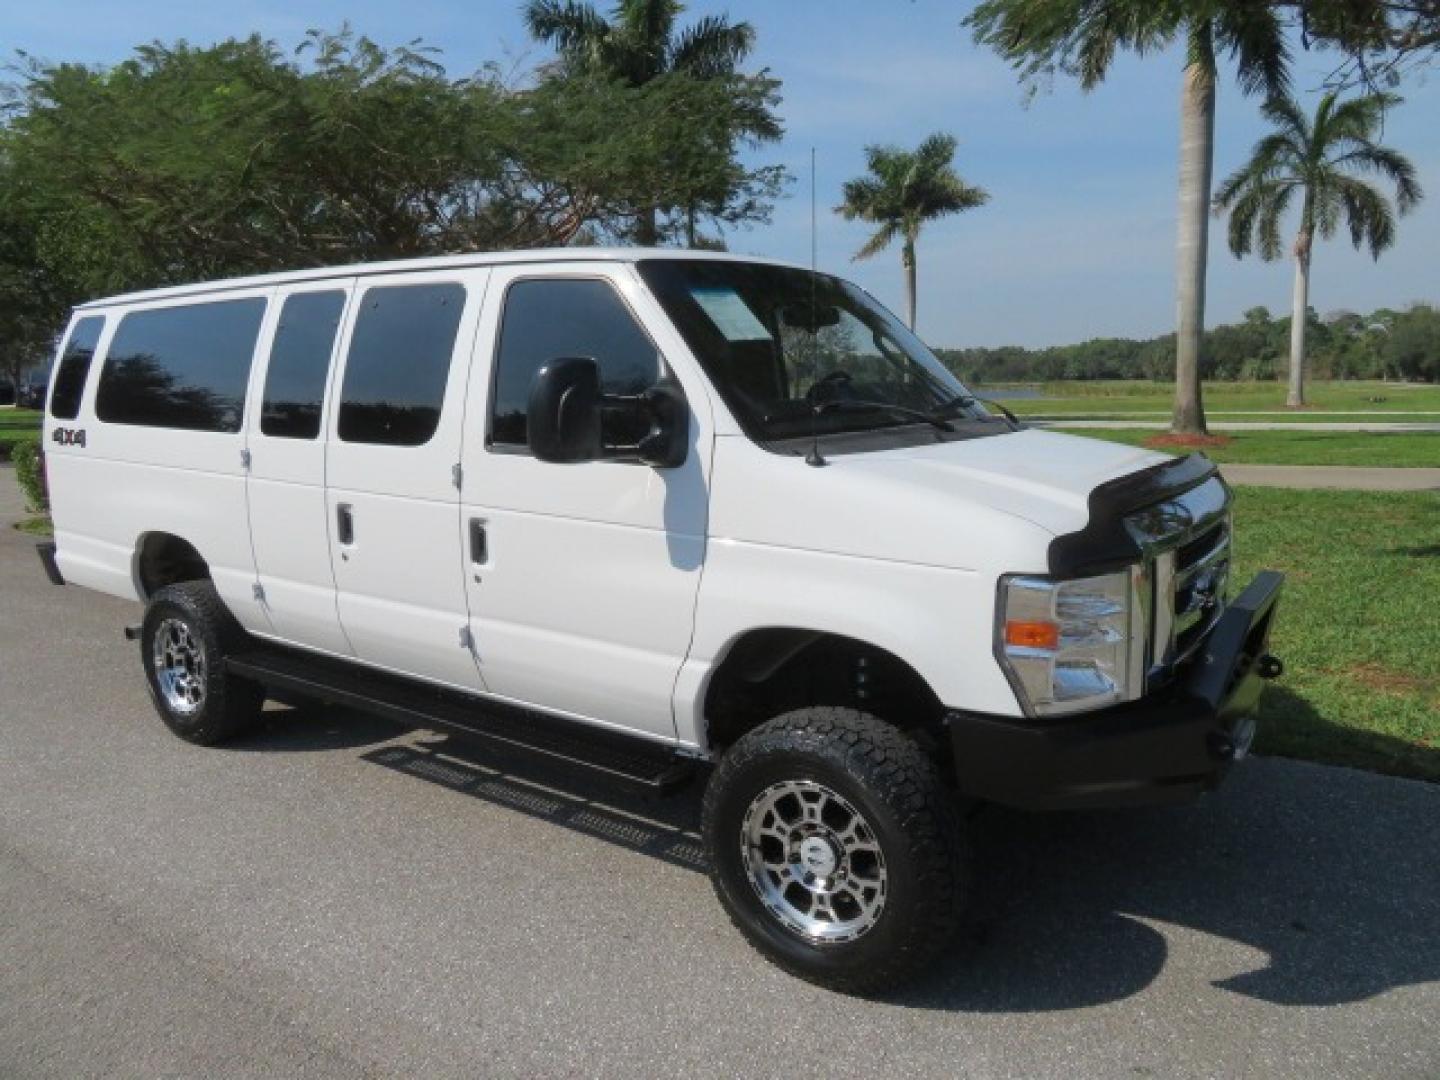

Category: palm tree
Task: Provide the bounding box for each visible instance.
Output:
[836,133,989,332]
[968,2,1291,435]
[1214,91,1421,407]
[524,0,767,244]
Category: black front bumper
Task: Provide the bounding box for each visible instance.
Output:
[949,570,1284,811]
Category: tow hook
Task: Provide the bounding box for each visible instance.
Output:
[1257,654,1284,680]
[1209,716,1258,761]
[123,625,142,641]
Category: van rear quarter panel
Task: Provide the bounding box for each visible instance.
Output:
[46,293,271,633]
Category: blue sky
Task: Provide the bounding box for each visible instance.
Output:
[3,0,1436,346]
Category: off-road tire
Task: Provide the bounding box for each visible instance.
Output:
[141,581,264,745]
[702,707,969,994]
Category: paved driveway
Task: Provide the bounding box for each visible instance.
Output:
[1,468,1437,1079]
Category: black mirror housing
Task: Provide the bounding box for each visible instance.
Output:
[526,356,690,468]
[635,382,689,468]
[527,357,603,463]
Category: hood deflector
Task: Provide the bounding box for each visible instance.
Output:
[1047,453,1221,578]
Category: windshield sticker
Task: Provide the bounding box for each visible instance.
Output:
[690,287,772,342]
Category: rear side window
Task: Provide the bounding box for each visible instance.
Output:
[96,299,266,432]
[260,291,346,439]
[49,316,105,420]
[338,283,465,446]
[490,279,660,448]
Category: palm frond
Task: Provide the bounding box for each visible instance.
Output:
[1259,93,1310,145]
[1334,175,1397,258]
[1222,179,1293,260]
[966,0,1180,92]
[1324,91,1400,143]
[854,221,900,262]
[1216,3,1290,98]
[523,0,609,54]
[615,0,678,53]
[1254,183,1296,261]
[669,15,755,78]
[836,176,886,222]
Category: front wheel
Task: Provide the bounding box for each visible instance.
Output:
[141,581,264,745]
[701,707,969,994]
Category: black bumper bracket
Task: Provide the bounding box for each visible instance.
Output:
[35,541,65,587]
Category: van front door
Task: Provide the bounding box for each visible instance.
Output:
[459,265,711,742]
[325,269,490,691]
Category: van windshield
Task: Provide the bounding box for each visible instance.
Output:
[637,258,992,444]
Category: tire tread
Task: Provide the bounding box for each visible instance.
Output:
[702,707,968,994]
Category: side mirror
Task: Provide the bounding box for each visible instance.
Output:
[633,381,689,469]
[526,356,691,468]
[528,357,602,464]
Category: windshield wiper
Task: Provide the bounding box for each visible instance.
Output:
[813,399,955,432]
[936,393,1023,431]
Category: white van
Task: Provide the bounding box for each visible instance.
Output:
[38,249,1283,991]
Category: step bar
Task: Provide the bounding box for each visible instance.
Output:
[226,645,695,794]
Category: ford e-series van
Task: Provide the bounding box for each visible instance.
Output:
[37,249,1283,991]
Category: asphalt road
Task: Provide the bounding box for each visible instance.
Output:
[2,467,1438,1079]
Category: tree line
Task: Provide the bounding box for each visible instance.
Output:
[2,0,1436,420]
[0,8,782,389]
[936,300,1440,385]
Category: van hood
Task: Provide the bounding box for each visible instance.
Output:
[709,428,1172,573]
[837,428,1171,535]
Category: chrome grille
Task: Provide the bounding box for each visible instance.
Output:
[1124,476,1233,681]
[1172,521,1230,661]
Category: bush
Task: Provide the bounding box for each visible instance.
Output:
[12,439,48,513]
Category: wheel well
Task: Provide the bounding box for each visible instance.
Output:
[703,629,945,752]
[136,533,211,599]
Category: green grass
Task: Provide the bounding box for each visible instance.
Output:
[0,408,41,460]
[1053,428,1440,467]
[1000,380,1440,417]
[13,515,52,537]
[1231,488,1440,782]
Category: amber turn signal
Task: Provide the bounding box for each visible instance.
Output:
[1004,619,1060,651]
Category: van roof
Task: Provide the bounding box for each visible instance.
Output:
[76,247,804,311]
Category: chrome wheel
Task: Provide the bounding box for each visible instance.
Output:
[741,779,888,943]
[152,617,206,715]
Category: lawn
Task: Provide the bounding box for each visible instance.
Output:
[13,515,52,537]
[998,380,1440,417]
[0,408,41,460]
[1053,427,1440,467]
[1231,488,1439,783]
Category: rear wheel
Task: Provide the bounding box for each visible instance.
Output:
[140,581,264,745]
[702,707,968,993]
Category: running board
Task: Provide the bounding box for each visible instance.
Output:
[226,645,695,793]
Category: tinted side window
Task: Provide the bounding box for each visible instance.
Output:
[491,279,660,448]
[50,316,105,420]
[96,299,266,432]
[338,284,465,446]
[261,291,346,439]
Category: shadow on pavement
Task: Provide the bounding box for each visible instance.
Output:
[251,705,1438,1015]
[1256,685,1437,785]
[231,701,412,752]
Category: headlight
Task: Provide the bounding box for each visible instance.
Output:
[995,568,1148,716]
